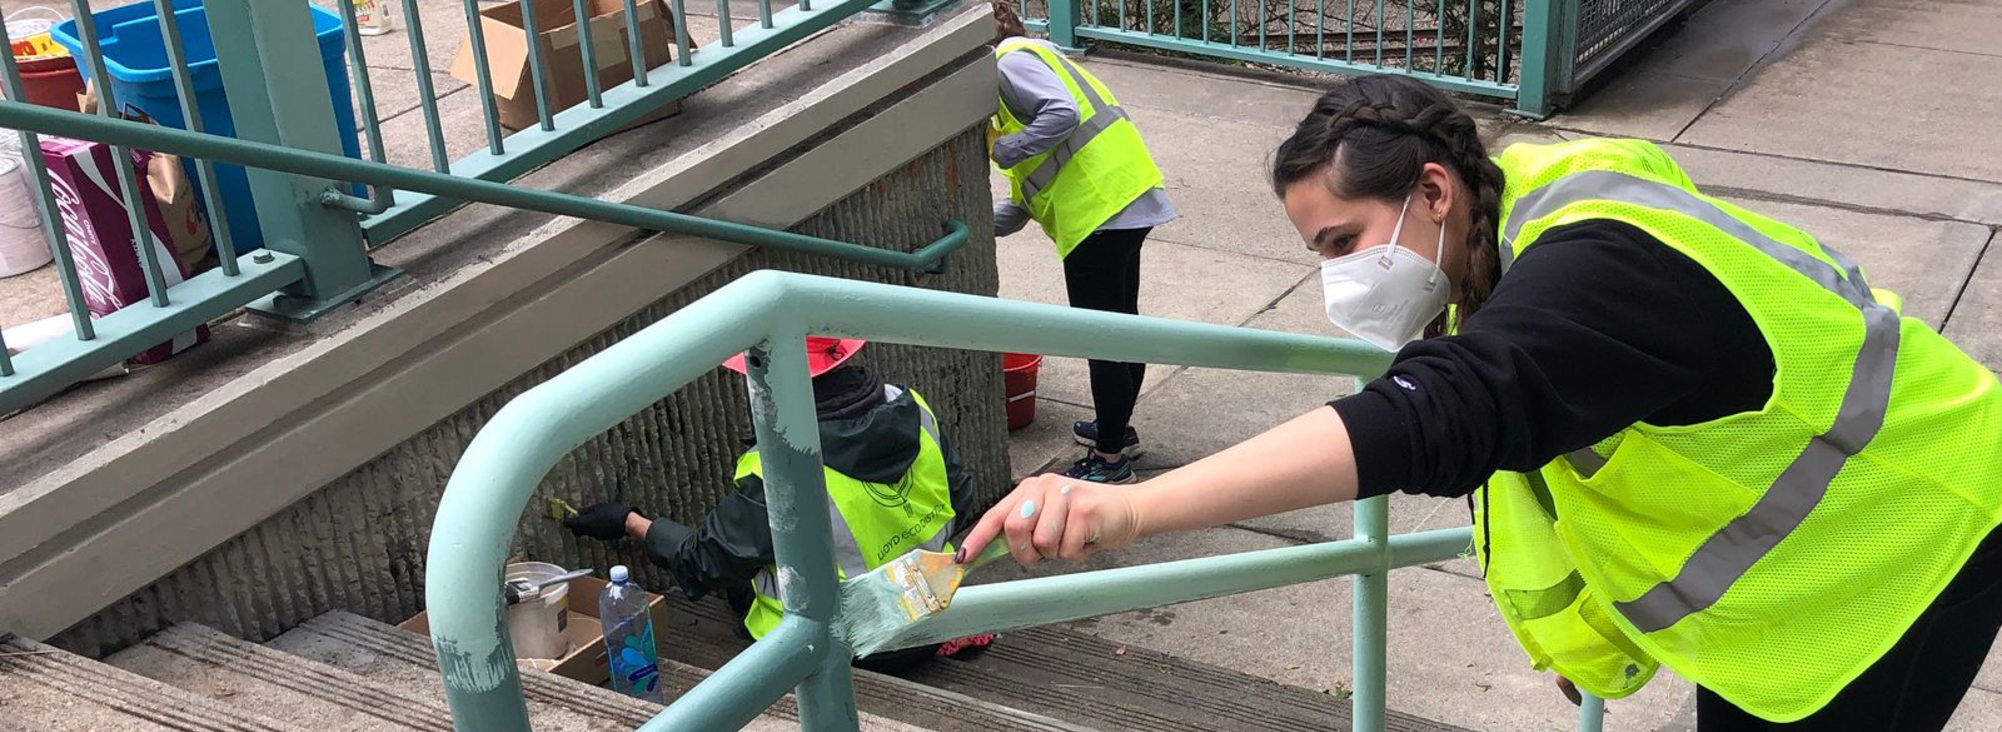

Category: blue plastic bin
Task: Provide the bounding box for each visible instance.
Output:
[50,0,362,251]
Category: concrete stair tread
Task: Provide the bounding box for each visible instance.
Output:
[0,634,300,732]
[268,611,639,732]
[651,599,1092,732]
[106,623,451,731]
[664,594,1468,732]
[272,610,938,731]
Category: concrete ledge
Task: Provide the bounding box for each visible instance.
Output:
[0,3,997,640]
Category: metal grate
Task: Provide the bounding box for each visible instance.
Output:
[1573,0,1700,80]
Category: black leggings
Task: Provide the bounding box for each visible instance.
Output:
[1697,526,2002,730]
[1062,227,1150,455]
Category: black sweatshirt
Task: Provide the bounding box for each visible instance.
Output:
[1332,219,1778,499]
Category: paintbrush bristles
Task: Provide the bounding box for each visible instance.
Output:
[836,547,975,657]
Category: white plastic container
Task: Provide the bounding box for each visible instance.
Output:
[0,134,50,277]
[352,0,393,36]
[503,561,571,660]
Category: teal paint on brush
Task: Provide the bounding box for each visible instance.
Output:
[838,541,1012,657]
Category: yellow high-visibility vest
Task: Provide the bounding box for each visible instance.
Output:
[740,389,955,640]
[993,38,1164,258]
[1476,137,2002,721]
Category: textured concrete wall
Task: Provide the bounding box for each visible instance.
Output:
[50,128,1005,657]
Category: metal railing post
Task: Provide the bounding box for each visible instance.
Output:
[1351,495,1390,732]
[1579,692,1606,732]
[1511,0,1579,118]
[1047,0,1082,50]
[744,333,862,732]
[203,0,397,321]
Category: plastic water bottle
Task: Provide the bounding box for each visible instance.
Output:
[599,565,665,703]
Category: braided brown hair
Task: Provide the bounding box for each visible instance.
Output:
[1270,74,1505,333]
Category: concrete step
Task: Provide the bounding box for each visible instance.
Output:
[664,594,1467,732]
[0,633,300,732]
[271,610,935,732]
[268,611,643,732]
[655,597,1093,732]
[106,623,452,731]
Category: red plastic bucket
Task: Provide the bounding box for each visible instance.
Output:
[1002,353,1042,431]
[13,55,83,111]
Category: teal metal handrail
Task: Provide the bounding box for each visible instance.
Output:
[0,0,970,414]
[428,270,1612,730]
[0,101,963,414]
[0,104,968,274]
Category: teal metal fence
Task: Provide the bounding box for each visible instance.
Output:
[352,0,924,241]
[1022,0,1689,116]
[426,269,1611,730]
[0,0,963,415]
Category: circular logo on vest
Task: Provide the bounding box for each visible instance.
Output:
[861,473,918,508]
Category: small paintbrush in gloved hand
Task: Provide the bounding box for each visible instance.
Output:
[837,540,1012,657]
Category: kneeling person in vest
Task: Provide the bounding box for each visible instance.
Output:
[564,338,992,674]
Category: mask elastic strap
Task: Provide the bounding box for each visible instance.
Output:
[1428,209,1446,287]
[1384,194,1413,262]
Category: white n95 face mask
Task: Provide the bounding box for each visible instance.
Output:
[1319,193,1450,351]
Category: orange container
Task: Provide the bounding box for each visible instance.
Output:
[1002,353,1042,431]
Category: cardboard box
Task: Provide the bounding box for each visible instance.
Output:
[449,0,680,133]
[38,137,209,365]
[400,575,669,686]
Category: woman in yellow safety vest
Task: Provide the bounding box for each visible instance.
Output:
[959,73,2002,731]
[989,1,1176,484]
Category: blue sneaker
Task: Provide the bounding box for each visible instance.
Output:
[1072,420,1142,455]
[1064,452,1136,484]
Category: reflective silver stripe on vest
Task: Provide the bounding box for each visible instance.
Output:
[1504,171,1903,633]
[1614,302,1899,632]
[1502,171,1874,308]
[753,386,946,600]
[1566,448,1608,479]
[921,521,953,552]
[825,488,871,578]
[1017,52,1133,203]
[887,384,943,447]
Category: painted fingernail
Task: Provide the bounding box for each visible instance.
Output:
[1019,500,1038,519]
[953,547,967,563]
[1060,485,1073,496]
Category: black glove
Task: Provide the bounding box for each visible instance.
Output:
[564,501,637,541]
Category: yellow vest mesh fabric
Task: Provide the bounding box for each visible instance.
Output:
[1478,138,2002,720]
[992,39,1164,258]
[740,393,956,640]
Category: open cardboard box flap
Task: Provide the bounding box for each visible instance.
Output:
[448,0,677,130]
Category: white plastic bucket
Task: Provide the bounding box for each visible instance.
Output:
[0,135,50,278]
[503,561,572,660]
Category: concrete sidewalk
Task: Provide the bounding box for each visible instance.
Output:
[990,0,2001,729]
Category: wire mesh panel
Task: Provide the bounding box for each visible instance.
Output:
[1024,0,1526,101]
[1573,0,1698,81]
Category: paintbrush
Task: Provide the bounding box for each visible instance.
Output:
[839,540,1012,657]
